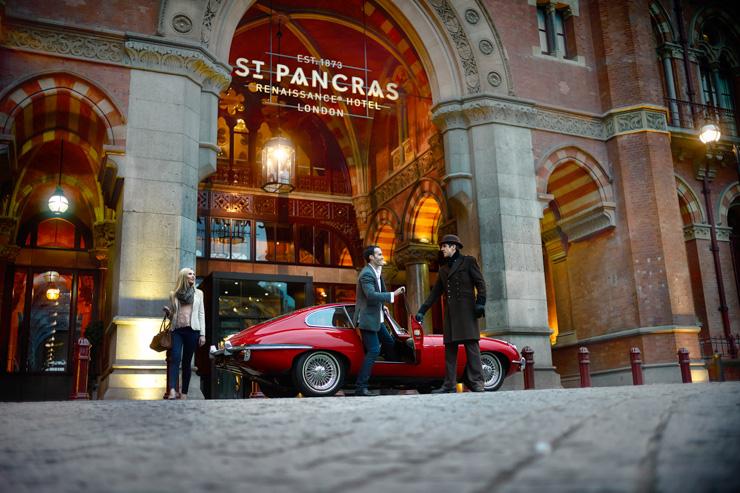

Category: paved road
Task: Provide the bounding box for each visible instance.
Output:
[1,383,739,493]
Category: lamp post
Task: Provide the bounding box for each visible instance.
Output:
[698,122,738,359]
[48,141,69,214]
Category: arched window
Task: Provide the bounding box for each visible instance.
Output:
[18,215,92,251]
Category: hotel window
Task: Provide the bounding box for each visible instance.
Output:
[18,215,91,251]
[209,218,251,260]
[196,216,206,257]
[537,3,576,59]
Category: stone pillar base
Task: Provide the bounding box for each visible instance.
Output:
[98,317,204,400]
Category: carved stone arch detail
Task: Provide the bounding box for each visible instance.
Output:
[718,182,740,227]
[688,6,740,56]
[649,1,675,44]
[536,146,614,204]
[675,174,706,226]
[402,178,447,242]
[0,71,128,152]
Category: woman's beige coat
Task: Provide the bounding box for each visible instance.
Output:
[168,288,206,336]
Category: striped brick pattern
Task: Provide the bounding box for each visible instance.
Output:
[537,147,612,203]
[718,182,740,226]
[406,180,445,242]
[0,74,126,156]
[546,161,601,218]
[649,1,674,43]
[367,208,399,261]
[675,176,704,225]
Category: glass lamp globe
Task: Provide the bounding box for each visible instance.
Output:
[699,122,721,144]
[48,186,69,214]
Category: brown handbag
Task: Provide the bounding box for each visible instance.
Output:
[149,315,172,352]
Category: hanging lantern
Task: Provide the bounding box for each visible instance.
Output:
[261,136,295,193]
[48,141,70,214]
[48,185,69,215]
[46,285,61,301]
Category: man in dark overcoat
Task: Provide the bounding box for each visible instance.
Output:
[415,234,486,392]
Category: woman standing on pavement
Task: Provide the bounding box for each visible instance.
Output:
[163,267,206,399]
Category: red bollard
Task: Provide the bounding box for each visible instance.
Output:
[249,380,265,398]
[678,348,692,383]
[522,346,535,390]
[70,337,91,400]
[630,347,644,385]
[578,347,592,388]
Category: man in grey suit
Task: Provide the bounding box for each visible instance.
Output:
[354,245,405,397]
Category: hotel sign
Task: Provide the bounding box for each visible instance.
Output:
[234,54,399,119]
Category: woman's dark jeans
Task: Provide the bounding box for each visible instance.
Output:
[169,327,200,394]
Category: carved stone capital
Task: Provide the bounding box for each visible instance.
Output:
[352,195,372,227]
[394,241,440,269]
[603,105,669,139]
[558,204,616,242]
[683,224,710,241]
[0,243,20,262]
[0,215,18,241]
[93,220,116,250]
[124,36,230,94]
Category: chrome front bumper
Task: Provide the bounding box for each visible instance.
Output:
[210,343,314,362]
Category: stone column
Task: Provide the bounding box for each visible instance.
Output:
[432,97,560,389]
[395,241,439,334]
[100,37,229,399]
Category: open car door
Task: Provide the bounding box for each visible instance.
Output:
[383,306,422,364]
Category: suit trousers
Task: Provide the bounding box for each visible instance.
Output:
[355,324,396,390]
[443,340,484,390]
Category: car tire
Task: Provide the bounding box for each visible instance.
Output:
[293,351,345,397]
[481,352,505,391]
[259,384,298,398]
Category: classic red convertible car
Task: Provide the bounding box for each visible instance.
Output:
[210,303,525,397]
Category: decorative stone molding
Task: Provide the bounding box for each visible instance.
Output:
[487,71,502,87]
[172,14,193,34]
[394,241,440,269]
[479,39,494,55]
[124,35,230,93]
[372,147,442,207]
[464,9,480,25]
[684,224,731,242]
[1,17,125,64]
[201,0,225,46]
[657,42,684,60]
[432,97,670,141]
[1,17,231,94]
[428,0,481,95]
[557,203,616,242]
[603,105,669,138]
[541,226,567,263]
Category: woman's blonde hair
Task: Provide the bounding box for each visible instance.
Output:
[174,267,195,294]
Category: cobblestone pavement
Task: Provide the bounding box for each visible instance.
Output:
[1,383,739,493]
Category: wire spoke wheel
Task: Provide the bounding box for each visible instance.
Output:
[294,351,344,396]
[481,352,504,391]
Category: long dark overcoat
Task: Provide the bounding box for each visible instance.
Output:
[421,254,486,343]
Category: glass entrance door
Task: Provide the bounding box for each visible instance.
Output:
[1,267,98,401]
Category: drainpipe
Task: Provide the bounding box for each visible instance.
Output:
[701,163,737,358]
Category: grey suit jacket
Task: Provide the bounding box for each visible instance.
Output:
[354,265,392,332]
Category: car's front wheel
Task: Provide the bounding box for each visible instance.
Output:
[481,352,505,391]
[293,351,345,397]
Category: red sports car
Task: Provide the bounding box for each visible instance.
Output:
[210,303,525,397]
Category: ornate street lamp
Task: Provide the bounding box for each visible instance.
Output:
[48,141,69,214]
[261,136,295,193]
[699,121,721,144]
[697,120,737,359]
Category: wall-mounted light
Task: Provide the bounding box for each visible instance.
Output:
[699,122,721,144]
